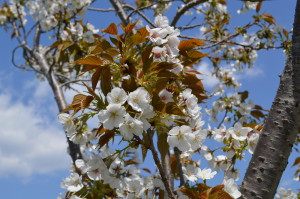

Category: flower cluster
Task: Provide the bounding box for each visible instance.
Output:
[98,87,154,140]
[147,15,183,74]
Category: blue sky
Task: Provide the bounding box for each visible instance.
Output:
[0,0,298,198]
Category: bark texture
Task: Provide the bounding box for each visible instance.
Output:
[31,49,83,165]
[240,1,300,198]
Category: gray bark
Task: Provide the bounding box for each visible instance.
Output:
[240,1,300,198]
[30,48,83,165]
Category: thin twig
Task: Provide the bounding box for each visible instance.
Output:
[217,110,228,129]
[147,133,176,199]
[88,7,115,12]
[178,23,204,30]
[174,147,185,187]
[125,4,156,27]
[171,0,206,27]
[60,79,90,88]
[15,3,27,41]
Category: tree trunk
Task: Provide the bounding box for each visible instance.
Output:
[32,50,83,165]
[240,1,300,198]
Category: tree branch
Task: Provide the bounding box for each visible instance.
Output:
[174,147,185,187]
[88,7,115,12]
[171,0,206,27]
[148,133,176,199]
[109,0,129,25]
[125,4,156,27]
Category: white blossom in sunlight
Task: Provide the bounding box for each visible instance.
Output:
[152,46,167,61]
[209,155,229,172]
[167,125,194,152]
[223,178,241,199]
[107,87,128,105]
[119,115,143,140]
[128,87,151,112]
[147,28,169,45]
[86,155,106,181]
[58,113,76,136]
[75,159,88,174]
[225,168,240,181]
[182,164,200,182]
[238,102,253,115]
[82,31,95,43]
[201,145,213,161]
[247,133,259,154]
[98,104,126,130]
[69,131,88,145]
[190,129,207,151]
[125,179,145,198]
[275,188,298,199]
[154,14,169,28]
[61,173,83,192]
[159,89,174,103]
[197,168,217,181]
[212,125,228,142]
[109,158,126,175]
[87,22,99,33]
[139,106,155,130]
[228,122,252,141]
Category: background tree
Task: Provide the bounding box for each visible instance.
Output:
[240,1,300,198]
[0,0,297,198]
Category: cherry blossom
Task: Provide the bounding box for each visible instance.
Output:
[167,125,194,152]
[228,122,252,141]
[223,178,242,199]
[98,104,126,130]
[107,87,128,105]
[61,173,83,192]
[128,87,151,112]
[119,115,143,140]
[197,168,217,181]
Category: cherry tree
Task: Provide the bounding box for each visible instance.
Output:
[0,0,298,198]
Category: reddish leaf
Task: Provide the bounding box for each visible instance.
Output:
[92,68,103,91]
[178,39,206,51]
[123,22,137,34]
[256,1,262,13]
[178,188,202,199]
[187,50,208,60]
[98,130,115,149]
[261,14,275,25]
[293,157,300,167]
[103,23,118,35]
[165,102,185,116]
[63,94,93,115]
[74,56,103,66]
[197,183,211,192]
[142,168,151,174]
[154,78,169,94]
[101,66,112,95]
[251,110,265,119]
[283,29,289,38]
[157,133,169,160]
[137,27,150,37]
[141,131,153,161]
[97,126,106,136]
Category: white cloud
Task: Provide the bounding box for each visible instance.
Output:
[196,62,219,88]
[0,82,70,178]
[236,66,264,80]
